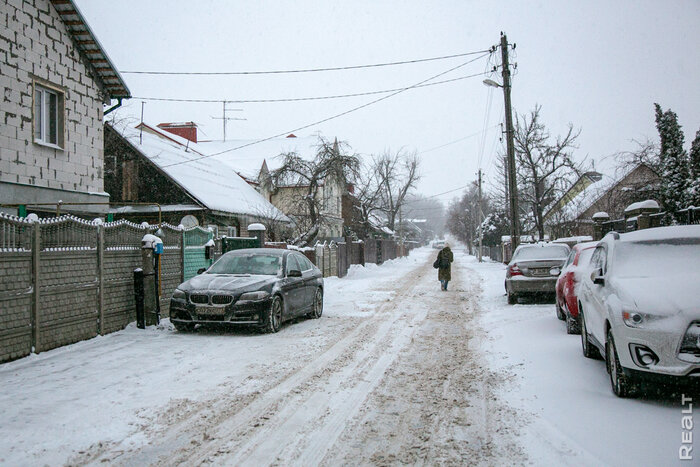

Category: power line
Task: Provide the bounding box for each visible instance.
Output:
[161,52,491,168]
[131,72,488,104]
[121,50,491,75]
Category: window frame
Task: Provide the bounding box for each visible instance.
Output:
[285,254,301,275]
[32,80,65,150]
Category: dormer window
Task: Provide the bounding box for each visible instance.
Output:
[33,82,65,149]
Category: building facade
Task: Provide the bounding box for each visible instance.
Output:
[0,0,130,216]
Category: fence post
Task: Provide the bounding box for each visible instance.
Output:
[97,224,105,335]
[181,228,186,283]
[31,220,40,353]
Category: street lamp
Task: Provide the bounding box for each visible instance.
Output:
[482,79,502,88]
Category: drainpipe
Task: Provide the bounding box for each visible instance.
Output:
[104,97,123,116]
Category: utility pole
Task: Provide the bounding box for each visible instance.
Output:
[500,32,520,250]
[211,101,245,141]
[477,169,483,262]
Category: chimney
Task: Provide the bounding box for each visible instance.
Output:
[157,122,198,143]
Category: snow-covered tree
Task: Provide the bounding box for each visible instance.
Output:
[689,129,700,207]
[271,137,359,246]
[654,103,690,215]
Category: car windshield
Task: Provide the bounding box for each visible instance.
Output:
[613,238,700,278]
[577,248,595,267]
[513,245,569,261]
[207,253,281,275]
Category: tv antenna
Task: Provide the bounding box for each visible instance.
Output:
[211,101,246,141]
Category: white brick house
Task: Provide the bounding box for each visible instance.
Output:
[0,0,130,215]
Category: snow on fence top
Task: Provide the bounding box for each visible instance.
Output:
[624,199,660,213]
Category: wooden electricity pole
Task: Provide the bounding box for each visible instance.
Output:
[478,169,483,262]
[500,33,520,249]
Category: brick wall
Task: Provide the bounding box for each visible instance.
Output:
[0,0,105,193]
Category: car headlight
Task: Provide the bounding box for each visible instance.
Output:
[172,288,186,300]
[239,291,270,301]
[622,310,662,328]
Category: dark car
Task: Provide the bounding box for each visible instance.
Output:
[505,243,570,304]
[170,248,324,333]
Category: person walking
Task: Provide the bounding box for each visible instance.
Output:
[436,243,454,291]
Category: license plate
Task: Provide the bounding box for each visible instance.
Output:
[196,306,225,316]
[531,269,549,276]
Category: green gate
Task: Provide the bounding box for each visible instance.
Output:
[183,226,214,281]
[221,236,260,253]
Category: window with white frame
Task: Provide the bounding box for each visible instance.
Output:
[33,82,64,148]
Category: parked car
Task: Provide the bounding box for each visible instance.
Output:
[555,241,598,334]
[170,248,324,333]
[505,243,570,304]
[578,225,700,397]
[432,239,446,249]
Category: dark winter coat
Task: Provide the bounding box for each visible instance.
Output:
[437,247,454,281]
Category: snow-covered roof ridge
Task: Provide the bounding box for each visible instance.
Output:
[109,123,290,222]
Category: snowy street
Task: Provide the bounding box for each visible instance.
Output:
[0,247,694,466]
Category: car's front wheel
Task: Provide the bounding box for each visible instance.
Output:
[263,295,283,333]
[307,288,323,319]
[556,301,565,320]
[580,306,599,359]
[566,312,580,335]
[607,329,638,398]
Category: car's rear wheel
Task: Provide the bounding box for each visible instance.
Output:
[173,321,195,332]
[263,295,283,333]
[507,292,517,305]
[566,312,580,335]
[607,329,638,398]
[556,301,565,320]
[307,288,323,319]
[580,306,599,359]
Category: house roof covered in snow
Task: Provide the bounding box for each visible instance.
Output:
[108,123,290,222]
[50,0,130,99]
[545,164,650,224]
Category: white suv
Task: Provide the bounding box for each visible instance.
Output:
[578,225,700,397]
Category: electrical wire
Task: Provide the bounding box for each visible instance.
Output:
[121,50,491,75]
[131,72,488,104]
[161,52,491,168]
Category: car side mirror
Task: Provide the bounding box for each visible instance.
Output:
[197,267,207,275]
[287,269,302,278]
[592,268,605,285]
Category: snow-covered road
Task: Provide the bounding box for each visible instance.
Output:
[0,247,694,466]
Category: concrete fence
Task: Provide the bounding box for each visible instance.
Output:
[1,213,418,364]
[0,213,214,363]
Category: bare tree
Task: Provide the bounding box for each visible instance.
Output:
[513,105,581,239]
[353,157,386,238]
[374,150,421,230]
[270,137,359,246]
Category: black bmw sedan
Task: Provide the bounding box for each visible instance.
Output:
[170,248,324,333]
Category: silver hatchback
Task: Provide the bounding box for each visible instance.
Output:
[505,243,570,304]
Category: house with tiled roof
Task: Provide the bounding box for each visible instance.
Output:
[0,0,130,217]
[544,163,659,239]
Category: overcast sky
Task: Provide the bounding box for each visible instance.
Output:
[76,0,700,204]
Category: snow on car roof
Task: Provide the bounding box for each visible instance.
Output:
[111,123,290,222]
[616,225,700,242]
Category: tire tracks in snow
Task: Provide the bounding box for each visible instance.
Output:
[169,258,434,466]
[83,254,431,466]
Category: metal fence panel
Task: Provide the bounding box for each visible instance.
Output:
[184,227,213,281]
